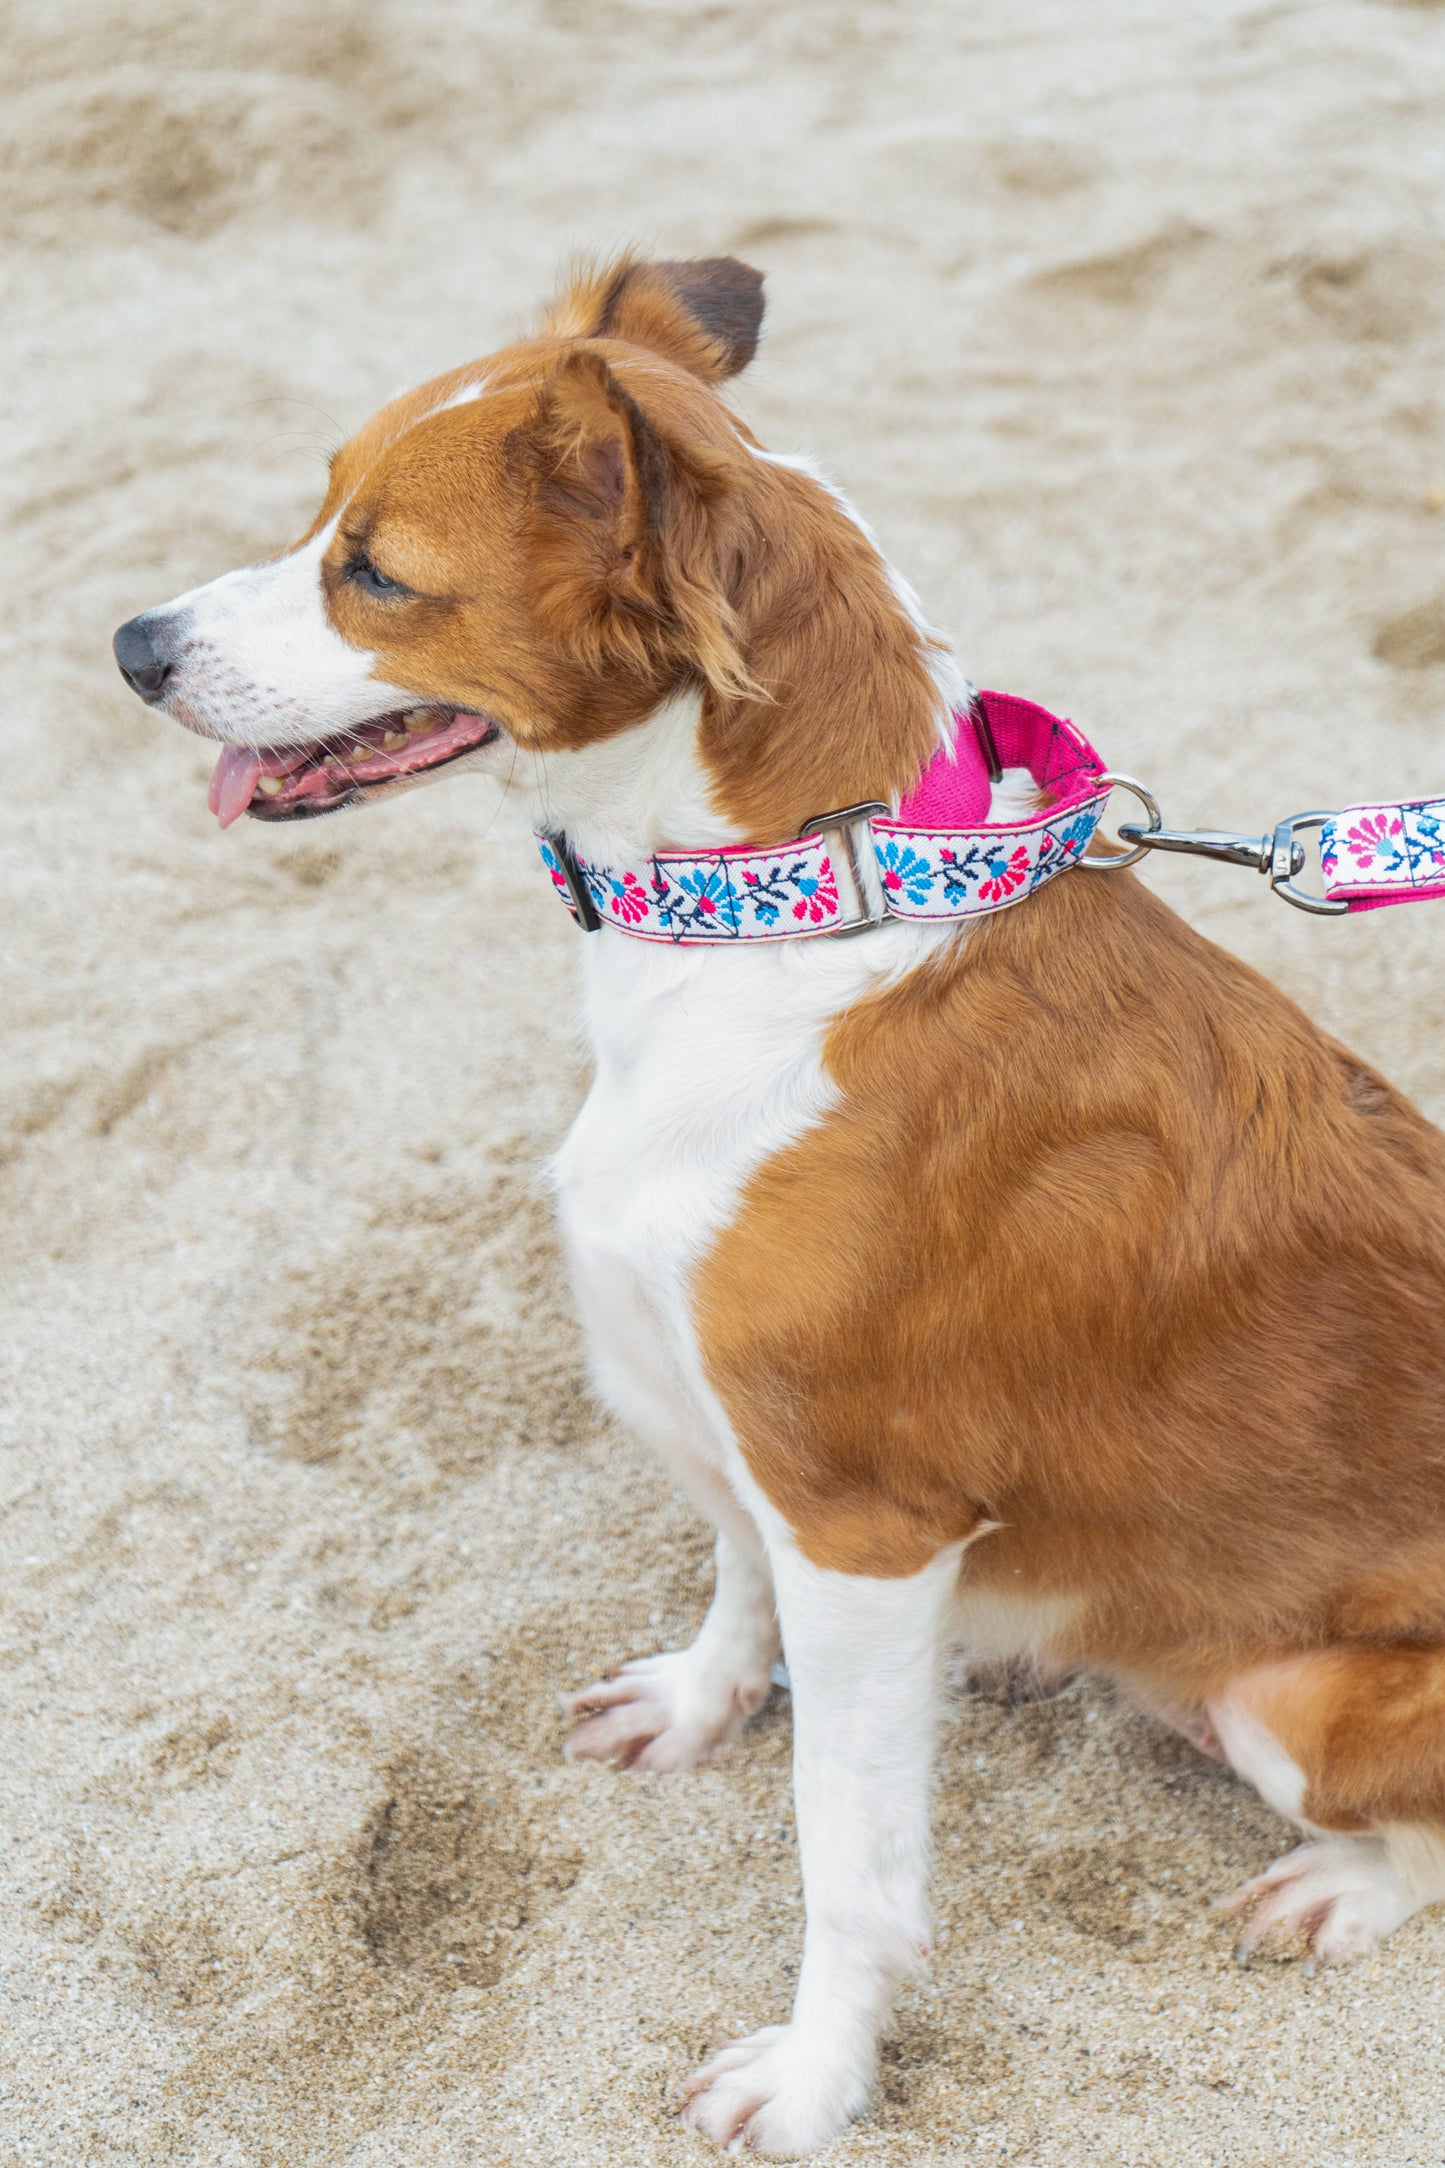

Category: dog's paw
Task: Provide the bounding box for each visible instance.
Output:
[1220,1838,1415,1964]
[561,1649,772,1773]
[680,2024,869,2157]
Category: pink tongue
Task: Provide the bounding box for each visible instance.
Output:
[209,744,263,829]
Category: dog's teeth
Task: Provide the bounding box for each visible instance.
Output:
[256,775,284,796]
[383,731,407,751]
[406,715,434,733]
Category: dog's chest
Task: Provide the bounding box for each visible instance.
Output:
[550,935,906,1457]
[555,940,836,1295]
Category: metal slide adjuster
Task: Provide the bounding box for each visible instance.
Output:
[542,830,602,931]
[801,801,890,936]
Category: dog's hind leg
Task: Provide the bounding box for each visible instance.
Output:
[681,1535,960,2157]
[1208,1647,1445,1963]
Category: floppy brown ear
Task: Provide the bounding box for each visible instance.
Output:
[542,254,766,382]
[527,346,759,699]
[531,347,671,581]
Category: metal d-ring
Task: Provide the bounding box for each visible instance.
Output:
[1075,772,1163,872]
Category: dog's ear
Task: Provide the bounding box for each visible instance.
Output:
[525,346,758,699]
[542,254,766,382]
[531,347,671,582]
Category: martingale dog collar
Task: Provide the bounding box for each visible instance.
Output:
[537,692,1112,943]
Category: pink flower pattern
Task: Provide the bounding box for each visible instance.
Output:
[791,865,840,923]
[1344,811,1406,878]
[606,870,650,923]
[977,845,1032,905]
[1322,797,1445,902]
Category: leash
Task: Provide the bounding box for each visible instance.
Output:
[536,691,1445,942]
[1107,785,1445,916]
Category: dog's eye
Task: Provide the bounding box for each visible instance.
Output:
[348,554,408,599]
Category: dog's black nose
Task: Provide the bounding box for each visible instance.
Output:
[113,615,172,702]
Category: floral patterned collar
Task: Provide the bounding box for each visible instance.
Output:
[536,692,1113,944]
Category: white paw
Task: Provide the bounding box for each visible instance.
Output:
[561,1649,772,1773]
[680,2024,870,2157]
[1220,1838,1413,1964]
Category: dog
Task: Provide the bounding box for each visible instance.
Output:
[114,254,1445,2157]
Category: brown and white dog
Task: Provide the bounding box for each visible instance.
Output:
[115,256,1445,2156]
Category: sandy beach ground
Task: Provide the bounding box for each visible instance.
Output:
[3,1,1445,2161]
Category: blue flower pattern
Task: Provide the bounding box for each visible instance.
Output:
[1406,804,1445,883]
[877,799,1106,918]
[655,862,742,937]
[874,838,935,909]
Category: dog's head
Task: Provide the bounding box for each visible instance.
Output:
[115,255,948,844]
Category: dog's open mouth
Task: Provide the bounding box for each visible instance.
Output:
[207,707,500,828]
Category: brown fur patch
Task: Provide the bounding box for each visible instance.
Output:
[695,866,1445,1737]
[545,253,766,381]
[1228,1648,1445,1828]
[280,255,942,843]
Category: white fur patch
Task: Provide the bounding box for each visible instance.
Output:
[988,764,1044,822]
[1225,1827,1445,1963]
[541,685,968,1537]
[529,690,734,864]
[1208,1690,1309,1822]
[681,1536,963,2155]
[143,521,414,747]
[435,375,492,411]
[950,1584,1080,1671]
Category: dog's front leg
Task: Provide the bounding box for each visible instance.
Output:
[682,1536,961,2158]
[563,1524,780,1772]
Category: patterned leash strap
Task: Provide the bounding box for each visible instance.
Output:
[1320,798,1445,914]
[1107,783,1445,917]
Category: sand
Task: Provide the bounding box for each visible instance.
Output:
[3,0,1445,2159]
